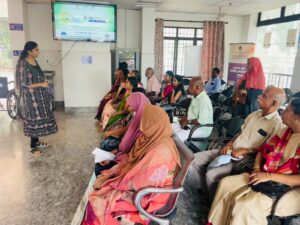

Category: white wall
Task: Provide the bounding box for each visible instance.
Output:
[117,9,140,49]
[156,11,245,80]
[7,0,29,69]
[27,3,64,101]
[61,42,111,108]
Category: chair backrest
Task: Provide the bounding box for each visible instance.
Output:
[293,91,300,98]
[222,85,234,98]
[182,78,190,86]
[283,88,293,104]
[213,107,223,122]
[155,134,194,217]
[177,97,192,110]
[222,116,244,137]
[209,93,221,103]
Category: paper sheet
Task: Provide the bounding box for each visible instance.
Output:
[92,148,115,163]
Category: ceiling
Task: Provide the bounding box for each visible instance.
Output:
[25,0,300,16]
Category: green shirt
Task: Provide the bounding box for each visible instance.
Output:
[187,91,213,137]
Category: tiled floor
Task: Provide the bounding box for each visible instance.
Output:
[0,110,99,225]
[0,109,210,225]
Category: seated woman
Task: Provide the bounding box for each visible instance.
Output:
[95,92,150,176]
[101,77,138,130]
[170,75,186,104]
[160,71,174,104]
[129,69,144,88]
[150,71,174,104]
[207,97,300,225]
[95,68,127,120]
[82,105,181,225]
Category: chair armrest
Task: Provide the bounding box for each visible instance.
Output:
[134,186,184,225]
[187,124,214,141]
[207,137,232,150]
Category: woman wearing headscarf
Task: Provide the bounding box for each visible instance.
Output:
[207,98,300,225]
[16,41,57,156]
[233,57,266,118]
[82,105,181,225]
[95,92,150,176]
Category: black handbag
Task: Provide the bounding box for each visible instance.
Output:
[251,181,291,199]
[100,136,121,151]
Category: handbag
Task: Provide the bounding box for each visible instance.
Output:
[233,89,247,104]
[251,181,291,199]
[233,79,247,104]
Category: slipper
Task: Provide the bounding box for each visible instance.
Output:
[30,148,44,156]
[36,142,50,148]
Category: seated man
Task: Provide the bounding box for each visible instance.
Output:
[145,67,161,95]
[172,76,213,143]
[205,67,221,96]
[189,86,285,202]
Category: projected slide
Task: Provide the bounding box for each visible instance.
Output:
[53,2,116,42]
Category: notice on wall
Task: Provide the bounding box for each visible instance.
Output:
[287,29,297,47]
[227,43,255,83]
[81,55,93,64]
[263,32,272,48]
[9,23,23,31]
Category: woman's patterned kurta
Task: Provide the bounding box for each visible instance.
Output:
[16,60,57,137]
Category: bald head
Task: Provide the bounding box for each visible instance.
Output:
[266,86,286,107]
[189,76,205,96]
[190,76,204,88]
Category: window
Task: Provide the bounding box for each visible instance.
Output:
[257,4,300,27]
[256,20,299,88]
[260,8,281,21]
[163,27,202,75]
[285,3,300,16]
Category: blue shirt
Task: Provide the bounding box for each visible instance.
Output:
[205,77,221,95]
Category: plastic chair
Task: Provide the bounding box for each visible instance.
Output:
[283,88,293,104]
[293,92,300,98]
[134,134,195,225]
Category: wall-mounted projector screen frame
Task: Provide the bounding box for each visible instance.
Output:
[51,1,117,43]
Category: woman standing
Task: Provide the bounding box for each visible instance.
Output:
[16,41,57,156]
[233,57,266,118]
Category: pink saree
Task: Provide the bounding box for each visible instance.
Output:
[82,143,178,225]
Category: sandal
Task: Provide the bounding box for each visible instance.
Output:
[36,142,50,148]
[30,148,44,156]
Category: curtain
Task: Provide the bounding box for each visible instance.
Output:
[154,18,164,82]
[201,21,225,80]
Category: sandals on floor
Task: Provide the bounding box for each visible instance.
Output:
[36,142,50,148]
[30,148,44,156]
